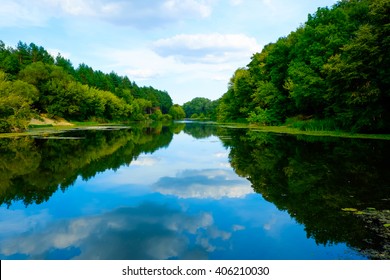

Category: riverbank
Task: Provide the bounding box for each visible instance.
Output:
[1,119,390,140]
[29,115,74,127]
[0,116,121,138]
[218,123,390,141]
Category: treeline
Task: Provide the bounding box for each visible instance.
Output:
[0,123,184,207]
[218,128,390,258]
[182,97,219,120]
[0,41,184,132]
[190,0,388,132]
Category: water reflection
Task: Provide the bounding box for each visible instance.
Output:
[153,169,253,199]
[220,128,390,259]
[1,202,221,260]
[0,122,389,259]
[0,124,176,207]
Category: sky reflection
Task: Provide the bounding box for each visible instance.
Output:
[0,129,366,260]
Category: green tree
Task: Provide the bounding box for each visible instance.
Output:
[0,40,174,126]
[217,68,255,122]
[218,0,389,132]
[183,97,218,119]
[168,104,186,120]
[55,54,75,76]
[0,41,20,76]
[324,0,390,132]
[0,71,39,132]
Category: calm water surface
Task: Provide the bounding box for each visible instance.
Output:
[0,122,389,260]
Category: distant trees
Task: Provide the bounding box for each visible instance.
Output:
[216,0,390,133]
[183,97,219,119]
[0,40,179,132]
[169,104,186,120]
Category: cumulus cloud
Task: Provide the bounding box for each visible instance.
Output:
[0,0,214,28]
[0,0,49,27]
[162,0,212,18]
[99,48,175,80]
[0,208,51,238]
[153,33,262,63]
[93,0,213,28]
[0,203,231,260]
[125,69,161,80]
[152,169,253,199]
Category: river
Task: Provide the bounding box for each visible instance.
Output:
[0,122,389,259]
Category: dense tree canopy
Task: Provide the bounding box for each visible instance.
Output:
[0,71,39,131]
[217,0,390,133]
[0,40,177,132]
[168,104,186,120]
[183,97,219,119]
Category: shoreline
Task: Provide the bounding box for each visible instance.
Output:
[217,123,390,141]
[1,121,390,140]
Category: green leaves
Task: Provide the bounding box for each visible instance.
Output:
[1,41,175,129]
[183,97,218,120]
[217,0,390,133]
[168,104,186,120]
[0,71,39,132]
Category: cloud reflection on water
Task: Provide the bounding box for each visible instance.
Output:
[0,202,232,260]
[152,169,253,199]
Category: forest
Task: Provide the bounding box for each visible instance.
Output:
[185,0,389,133]
[0,123,184,207]
[217,127,390,259]
[2,0,389,134]
[0,41,185,133]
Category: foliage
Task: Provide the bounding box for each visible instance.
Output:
[0,71,39,132]
[168,104,186,120]
[216,0,390,133]
[0,124,179,207]
[183,97,219,120]
[0,40,175,131]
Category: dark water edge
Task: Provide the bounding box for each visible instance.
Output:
[0,122,389,259]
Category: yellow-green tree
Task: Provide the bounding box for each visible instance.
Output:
[0,71,39,132]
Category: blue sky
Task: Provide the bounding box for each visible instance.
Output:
[0,0,339,104]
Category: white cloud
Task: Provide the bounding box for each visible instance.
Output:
[163,0,212,18]
[0,208,51,238]
[125,69,160,80]
[0,0,215,28]
[153,33,262,63]
[0,0,48,27]
[152,169,254,199]
[51,0,214,28]
[50,0,96,16]
[99,48,175,79]
[97,46,238,93]
[0,203,230,259]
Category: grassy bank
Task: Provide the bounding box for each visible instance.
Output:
[1,119,390,140]
[0,125,76,138]
[219,123,390,141]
